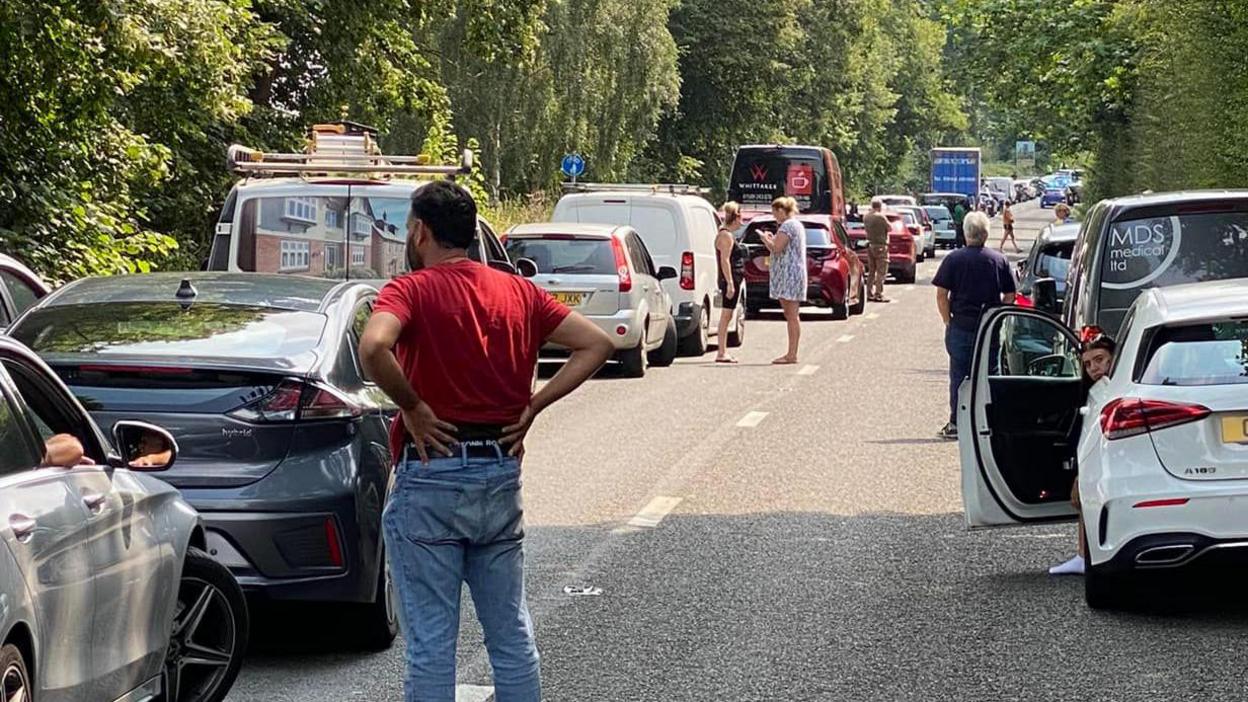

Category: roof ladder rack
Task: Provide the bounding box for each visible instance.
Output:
[560,182,710,196]
[227,121,473,179]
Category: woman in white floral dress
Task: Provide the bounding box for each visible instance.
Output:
[760,196,807,364]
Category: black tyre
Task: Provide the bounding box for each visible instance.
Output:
[1,644,31,702]
[744,304,762,320]
[618,336,647,377]
[849,278,866,316]
[162,548,249,702]
[897,265,917,284]
[1084,564,1127,610]
[830,296,849,320]
[649,318,678,367]
[351,553,399,651]
[677,306,710,357]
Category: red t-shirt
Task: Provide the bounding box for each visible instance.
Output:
[373,260,570,461]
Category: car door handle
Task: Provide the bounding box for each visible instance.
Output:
[9,515,36,542]
[82,493,107,512]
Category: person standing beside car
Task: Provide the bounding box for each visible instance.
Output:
[760,196,806,365]
[863,199,891,303]
[359,180,614,702]
[952,199,968,249]
[715,202,747,363]
[932,211,1016,440]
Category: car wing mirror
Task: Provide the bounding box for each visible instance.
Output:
[514,258,539,278]
[112,421,178,471]
[1032,277,1059,313]
[656,266,678,281]
[488,260,519,276]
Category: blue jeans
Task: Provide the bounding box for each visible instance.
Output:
[945,323,976,424]
[382,447,541,702]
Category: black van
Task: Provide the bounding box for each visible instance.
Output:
[1039,190,1248,340]
[727,145,846,220]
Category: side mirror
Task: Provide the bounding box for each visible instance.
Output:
[514,258,539,278]
[656,266,678,281]
[852,238,868,250]
[487,260,519,276]
[1032,277,1059,313]
[112,421,178,471]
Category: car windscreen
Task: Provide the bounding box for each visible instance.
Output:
[728,149,829,214]
[503,237,616,275]
[11,303,327,360]
[1139,321,1248,386]
[924,207,951,222]
[1034,242,1074,293]
[1098,211,1248,332]
[805,225,831,246]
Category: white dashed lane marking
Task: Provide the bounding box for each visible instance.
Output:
[798,364,819,376]
[625,496,684,529]
[736,411,769,428]
[456,685,494,702]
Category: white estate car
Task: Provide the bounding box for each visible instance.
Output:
[504,223,677,377]
[958,280,1248,609]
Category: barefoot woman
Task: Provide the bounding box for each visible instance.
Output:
[760,197,806,364]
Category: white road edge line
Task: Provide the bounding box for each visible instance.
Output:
[625,496,683,529]
[836,334,855,343]
[798,364,819,376]
[736,410,769,428]
[456,684,495,702]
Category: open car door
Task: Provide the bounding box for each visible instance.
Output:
[958,307,1083,528]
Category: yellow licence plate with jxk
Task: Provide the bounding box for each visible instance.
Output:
[1221,415,1248,444]
[552,292,585,306]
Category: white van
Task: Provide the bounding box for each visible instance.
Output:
[551,185,744,355]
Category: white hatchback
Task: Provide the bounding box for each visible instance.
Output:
[958,280,1248,609]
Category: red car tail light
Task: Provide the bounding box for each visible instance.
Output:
[611,237,633,293]
[1099,398,1211,440]
[1015,293,1034,308]
[324,517,345,568]
[1133,498,1190,509]
[680,251,695,290]
[228,380,362,423]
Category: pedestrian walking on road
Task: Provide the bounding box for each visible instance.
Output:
[863,199,891,303]
[716,202,747,363]
[932,211,1016,440]
[998,201,1020,253]
[359,180,614,702]
[952,199,968,249]
[760,196,806,365]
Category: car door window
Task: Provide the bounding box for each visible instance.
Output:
[0,382,39,474]
[628,235,656,277]
[831,221,853,250]
[0,271,41,317]
[479,220,509,263]
[337,300,374,386]
[1,358,106,464]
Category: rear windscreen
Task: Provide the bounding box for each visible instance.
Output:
[742,222,830,246]
[1140,321,1248,386]
[503,238,616,275]
[1099,211,1248,331]
[728,150,828,213]
[12,303,327,360]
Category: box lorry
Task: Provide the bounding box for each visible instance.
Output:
[929,147,981,202]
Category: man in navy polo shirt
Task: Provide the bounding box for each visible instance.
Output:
[932,210,1016,440]
[359,180,614,701]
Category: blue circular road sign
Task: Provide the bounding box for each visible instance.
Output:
[561,153,586,178]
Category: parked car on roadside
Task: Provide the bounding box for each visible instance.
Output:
[0,254,48,329]
[923,205,956,249]
[985,177,1015,205]
[1014,222,1079,309]
[843,212,917,284]
[959,280,1248,609]
[739,215,866,319]
[893,205,936,259]
[1039,176,1072,208]
[0,334,247,702]
[552,184,741,356]
[1035,190,1248,340]
[11,272,402,651]
[504,223,679,376]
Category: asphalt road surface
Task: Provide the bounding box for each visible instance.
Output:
[228,200,1248,701]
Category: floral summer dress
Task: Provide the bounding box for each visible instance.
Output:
[769,218,808,302]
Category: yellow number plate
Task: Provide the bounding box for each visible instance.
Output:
[1221,415,1248,444]
[552,292,585,306]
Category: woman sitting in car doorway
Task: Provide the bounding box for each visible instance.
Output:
[1050,334,1117,576]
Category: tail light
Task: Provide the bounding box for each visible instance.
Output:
[1099,398,1211,440]
[680,251,695,290]
[324,517,344,568]
[228,379,362,423]
[611,237,632,293]
[1080,325,1104,344]
[1015,293,1034,308]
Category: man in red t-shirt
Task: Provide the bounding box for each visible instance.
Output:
[360,181,612,702]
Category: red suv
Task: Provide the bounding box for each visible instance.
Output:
[740,215,866,319]
[843,213,917,284]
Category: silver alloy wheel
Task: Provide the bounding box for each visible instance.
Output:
[3,660,27,702]
[384,557,398,632]
[699,307,710,348]
[165,577,237,701]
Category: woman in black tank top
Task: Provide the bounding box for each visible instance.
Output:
[715,202,747,363]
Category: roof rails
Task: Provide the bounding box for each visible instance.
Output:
[227,121,473,179]
[560,182,710,196]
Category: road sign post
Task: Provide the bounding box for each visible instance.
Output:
[561,153,586,183]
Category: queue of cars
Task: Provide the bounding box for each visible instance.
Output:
[959,188,1248,610]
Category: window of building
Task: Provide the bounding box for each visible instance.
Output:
[351,245,366,266]
[284,197,317,224]
[326,209,341,229]
[280,239,311,271]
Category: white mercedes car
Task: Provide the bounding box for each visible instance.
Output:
[958,279,1248,609]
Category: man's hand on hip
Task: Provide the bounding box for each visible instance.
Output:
[501,405,535,457]
[402,402,458,463]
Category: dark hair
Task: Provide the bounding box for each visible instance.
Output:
[409,180,478,249]
[1082,334,1117,355]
